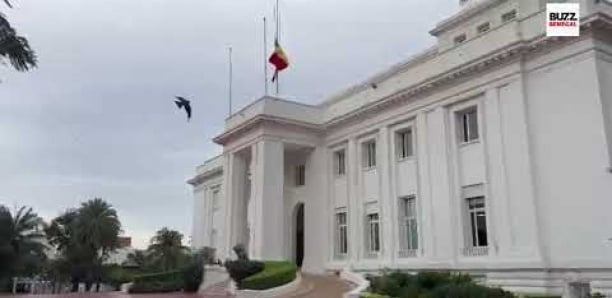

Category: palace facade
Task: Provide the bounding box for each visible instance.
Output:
[189,0,612,294]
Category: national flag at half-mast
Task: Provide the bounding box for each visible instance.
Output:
[269,39,289,82]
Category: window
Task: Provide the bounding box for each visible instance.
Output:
[366,213,381,254]
[335,211,348,257]
[398,196,418,253]
[334,150,346,176]
[477,22,491,34]
[212,189,220,211]
[363,141,376,169]
[466,197,488,247]
[396,129,414,160]
[502,10,517,22]
[454,33,467,45]
[456,106,479,143]
[295,164,305,186]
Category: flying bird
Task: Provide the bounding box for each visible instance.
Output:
[174,96,192,121]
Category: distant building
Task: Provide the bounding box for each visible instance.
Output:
[105,236,135,266]
[190,0,612,295]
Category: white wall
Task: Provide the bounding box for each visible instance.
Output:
[526,47,612,267]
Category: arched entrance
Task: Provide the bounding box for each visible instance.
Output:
[294,203,304,267]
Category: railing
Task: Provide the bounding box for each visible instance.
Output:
[461,246,489,257]
[398,249,418,258]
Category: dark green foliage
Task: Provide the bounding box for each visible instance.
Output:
[242,261,297,290]
[182,250,205,292]
[1,0,37,71]
[224,244,265,289]
[0,205,47,291]
[103,265,137,290]
[202,246,217,264]
[146,227,189,271]
[45,198,121,292]
[129,270,184,293]
[367,271,514,298]
[224,259,264,289]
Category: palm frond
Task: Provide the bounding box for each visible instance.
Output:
[0,13,37,71]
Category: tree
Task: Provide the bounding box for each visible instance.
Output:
[147,228,188,271]
[45,198,121,292]
[123,250,147,269]
[0,0,37,71]
[0,205,47,290]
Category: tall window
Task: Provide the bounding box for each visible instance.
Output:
[396,129,414,160]
[457,107,479,143]
[212,189,220,211]
[366,213,381,254]
[466,197,488,247]
[335,211,348,257]
[334,150,346,176]
[295,164,305,186]
[398,196,418,252]
[363,141,376,169]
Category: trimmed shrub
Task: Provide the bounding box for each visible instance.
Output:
[224,259,265,288]
[129,270,183,293]
[224,243,265,289]
[367,271,514,298]
[242,261,298,290]
[182,252,205,292]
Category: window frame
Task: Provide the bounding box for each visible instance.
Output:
[365,212,381,254]
[466,196,488,248]
[398,196,419,252]
[501,9,517,23]
[295,164,306,186]
[396,128,415,161]
[456,106,480,145]
[334,210,348,258]
[362,140,377,170]
[477,22,491,34]
[334,149,347,177]
[211,187,220,211]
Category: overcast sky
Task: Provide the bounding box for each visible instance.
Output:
[0,0,457,249]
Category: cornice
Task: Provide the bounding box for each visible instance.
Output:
[214,114,323,146]
[430,0,507,36]
[324,13,612,131]
[187,167,223,186]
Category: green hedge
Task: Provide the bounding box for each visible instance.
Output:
[367,271,514,298]
[129,270,184,293]
[242,261,298,290]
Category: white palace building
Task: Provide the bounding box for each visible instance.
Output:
[189,0,612,294]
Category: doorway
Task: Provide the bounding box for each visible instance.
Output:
[295,203,304,267]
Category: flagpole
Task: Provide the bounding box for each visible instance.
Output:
[275,0,280,96]
[228,46,233,117]
[263,17,268,96]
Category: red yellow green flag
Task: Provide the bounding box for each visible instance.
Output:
[269,39,289,82]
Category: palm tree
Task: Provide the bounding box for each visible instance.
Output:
[0,0,37,71]
[45,199,121,292]
[0,206,46,283]
[76,198,121,259]
[147,228,188,271]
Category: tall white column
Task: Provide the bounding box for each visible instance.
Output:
[347,138,360,265]
[378,126,394,266]
[250,139,285,260]
[221,153,234,259]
